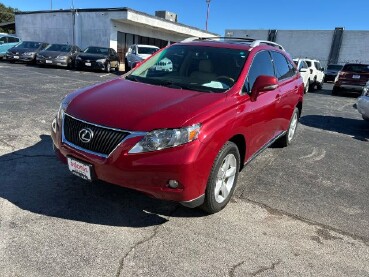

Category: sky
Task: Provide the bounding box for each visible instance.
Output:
[2,0,369,35]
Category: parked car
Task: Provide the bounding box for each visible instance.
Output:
[5,41,49,63]
[75,46,120,72]
[332,63,369,95]
[36,44,81,68]
[293,58,310,93]
[302,58,325,91]
[357,81,369,121]
[0,34,21,58]
[125,44,159,70]
[324,64,343,82]
[51,38,304,213]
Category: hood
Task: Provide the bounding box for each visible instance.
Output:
[77,53,107,60]
[9,47,37,54]
[66,78,226,131]
[39,50,69,58]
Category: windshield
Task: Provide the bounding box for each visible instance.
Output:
[83,47,109,55]
[342,64,369,73]
[16,41,41,49]
[45,44,72,52]
[137,46,159,55]
[327,65,343,71]
[127,45,248,93]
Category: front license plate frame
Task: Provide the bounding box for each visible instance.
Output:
[67,156,93,181]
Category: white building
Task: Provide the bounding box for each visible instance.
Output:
[225,28,369,67]
[15,7,217,61]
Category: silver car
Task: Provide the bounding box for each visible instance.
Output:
[357,81,369,121]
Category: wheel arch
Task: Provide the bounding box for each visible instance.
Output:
[229,134,246,171]
[296,101,303,118]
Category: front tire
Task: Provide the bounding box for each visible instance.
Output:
[105,61,111,73]
[201,141,240,214]
[304,79,310,94]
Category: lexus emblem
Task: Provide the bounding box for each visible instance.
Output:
[79,128,94,143]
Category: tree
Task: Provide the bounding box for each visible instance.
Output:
[0,2,18,33]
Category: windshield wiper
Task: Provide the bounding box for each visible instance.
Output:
[125,75,140,82]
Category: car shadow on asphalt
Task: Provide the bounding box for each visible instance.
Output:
[0,135,207,227]
[300,115,369,141]
[310,87,361,98]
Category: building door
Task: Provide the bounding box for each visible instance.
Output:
[117,32,135,62]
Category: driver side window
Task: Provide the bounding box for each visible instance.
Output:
[245,51,274,93]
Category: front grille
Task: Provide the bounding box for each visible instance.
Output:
[63,114,130,156]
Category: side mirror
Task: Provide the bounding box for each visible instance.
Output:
[250,75,278,101]
[299,68,307,73]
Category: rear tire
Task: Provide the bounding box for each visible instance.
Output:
[275,108,299,147]
[332,87,339,95]
[124,59,130,72]
[201,141,240,214]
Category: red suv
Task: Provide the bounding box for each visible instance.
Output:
[51,38,304,213]
[333,63,369,95]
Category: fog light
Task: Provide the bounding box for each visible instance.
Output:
[51,118,57,133]
[168,180,179,189]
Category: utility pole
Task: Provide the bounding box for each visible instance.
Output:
[206,0,211,31]
[50,0,52,10]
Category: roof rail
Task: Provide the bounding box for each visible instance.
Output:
[250,40,285,50]
[181,37,256,43]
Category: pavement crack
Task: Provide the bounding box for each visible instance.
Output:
[250,260,281,276]
[229,260,245,277]
[241,197,369,246]
[115,205,180,277]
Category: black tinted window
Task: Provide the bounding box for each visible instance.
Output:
[245,51,274,92]
[8,37,19,43]
[271,52,294,80]
[342,64,369,73]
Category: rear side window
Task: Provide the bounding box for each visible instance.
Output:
[8,37,19,43]
[245,50,274,92]
[271,51,295,80]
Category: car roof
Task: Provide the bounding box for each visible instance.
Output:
[0,34,20,38]
[178,37,286,51]
[135,44,160,48]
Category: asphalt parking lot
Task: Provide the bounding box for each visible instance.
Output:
[1,62,368,276]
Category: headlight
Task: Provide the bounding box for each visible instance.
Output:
[96,58,106,63]
[37,54,45,59]
[76,56,82,60]
[57,55,68,60]
[129,124,201,153]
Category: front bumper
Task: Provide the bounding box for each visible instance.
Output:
[36,58,69,67]
[51,119,210,206]
[75,60,105,71]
